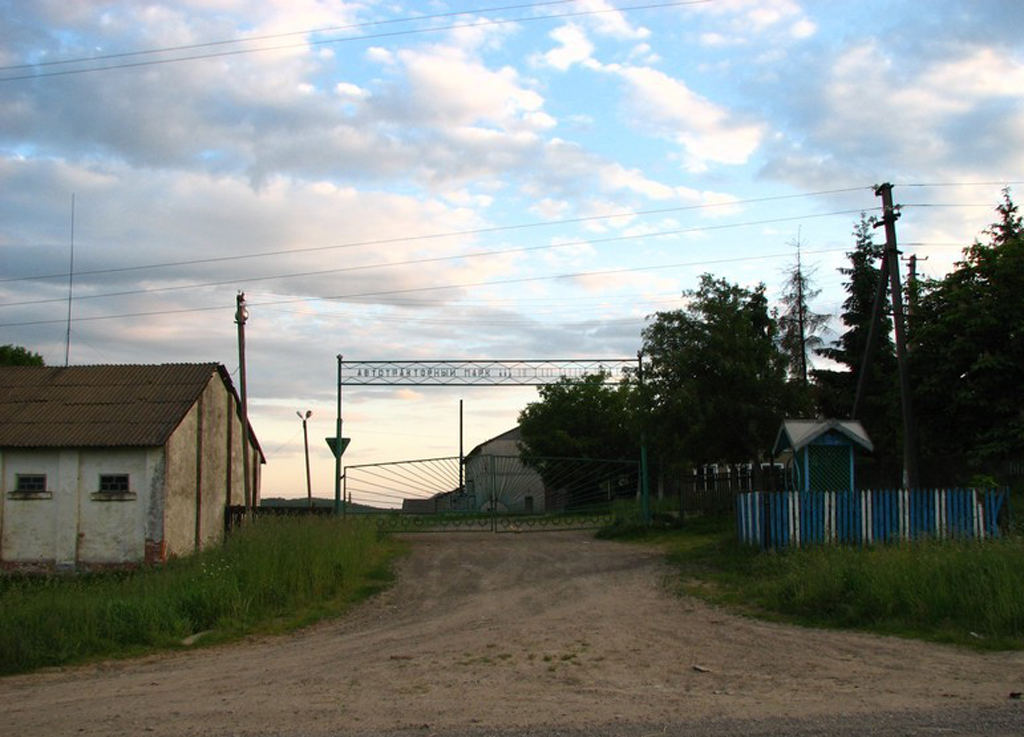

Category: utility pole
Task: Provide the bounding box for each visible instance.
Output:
[637,351,650,523]
[875,183,920,489]
[297,410,313,508]
[235,292,252,514]
[902,254,927,325]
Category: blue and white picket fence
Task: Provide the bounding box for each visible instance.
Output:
[736,488,1008,550]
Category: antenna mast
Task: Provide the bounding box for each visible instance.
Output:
[64,194,75,367]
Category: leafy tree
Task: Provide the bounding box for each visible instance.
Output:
[641,274,804,469]
[812,214,901,484]
[517,373,638,462]
[0,344,44,366]
[777,236,829,383]
[517,373,639,509]
[912,189,1024,478]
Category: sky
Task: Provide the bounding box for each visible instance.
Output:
[1,0,1022,504]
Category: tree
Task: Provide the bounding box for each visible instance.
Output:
[517,372,638,462]
[777,236,829,383]
[517,373,639,509]
[0,344,44,366]
[911,189,1024,479]
[812,214,901,484]
[641,274,804,469]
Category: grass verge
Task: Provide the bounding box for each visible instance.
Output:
[0,516,405,676]
[603,514,1024,650]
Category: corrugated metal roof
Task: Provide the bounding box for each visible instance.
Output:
[0,363,223,448]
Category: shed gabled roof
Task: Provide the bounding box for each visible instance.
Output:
[772,418,873,456]
[466,426,521,458]
[0,363,258,451]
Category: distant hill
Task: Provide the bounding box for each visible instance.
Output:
[260,496,387,514]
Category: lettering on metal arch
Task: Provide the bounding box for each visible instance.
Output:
[340,359,635,386]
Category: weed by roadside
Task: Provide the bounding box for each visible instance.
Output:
[614,514,1024,650]
[0,516,405,676]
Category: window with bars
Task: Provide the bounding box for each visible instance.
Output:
[99,474,130,494]
[16,474,47,492]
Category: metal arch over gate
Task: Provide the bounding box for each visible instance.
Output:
[340,358,635,387]
[331,357,648,529]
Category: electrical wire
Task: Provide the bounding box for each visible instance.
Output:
[0,207,876,308]
[0,0,714,83]
[0,243,858,328]
[0,186,871,285]
[0,1,580,71]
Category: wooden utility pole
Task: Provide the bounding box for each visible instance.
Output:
[876,183,920,489]
[298,410,313,508]
[903,254,927,325]
[235,292,252,514]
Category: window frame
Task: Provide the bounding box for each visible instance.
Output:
[92,473,136,502]
[8,473,52,500]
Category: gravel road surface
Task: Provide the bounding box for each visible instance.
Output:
[1,531,1021,736]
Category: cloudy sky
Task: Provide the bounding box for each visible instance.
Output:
[2,0,1022,502]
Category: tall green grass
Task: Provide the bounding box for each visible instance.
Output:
[0,516,403,675]
[746,538,1024,647]
[643,516,1024,649]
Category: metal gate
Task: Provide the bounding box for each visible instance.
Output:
[344,454,640,533]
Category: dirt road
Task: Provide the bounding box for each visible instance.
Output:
[1,531,1022,736]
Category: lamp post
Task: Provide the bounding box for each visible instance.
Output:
[297,410,313,508]
[235,292,252,515]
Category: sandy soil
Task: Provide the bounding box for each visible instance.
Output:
[1,531,1022,736]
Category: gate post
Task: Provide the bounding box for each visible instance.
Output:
[489,454,497,532]
[638,351,651,524]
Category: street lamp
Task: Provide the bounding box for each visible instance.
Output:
[297,410,313,508]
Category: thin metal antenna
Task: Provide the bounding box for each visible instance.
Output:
[64,194,75,367]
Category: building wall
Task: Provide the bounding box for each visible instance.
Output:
[163,396,199,558]
[75,448,154,564]
[0,447,161,567]
[0,371,260,568]
[465,438,545,514]
[163,372,258,559]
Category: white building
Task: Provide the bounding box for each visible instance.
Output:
[0,364,263,569]
[464,427,546,513]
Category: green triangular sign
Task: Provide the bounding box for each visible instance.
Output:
[326,437,351,458]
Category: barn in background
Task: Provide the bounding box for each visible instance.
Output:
[0,363,263,569]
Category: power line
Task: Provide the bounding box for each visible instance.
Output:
[0,0,713,83]
[0,1,579,71]
[0,243,857,328]
[900,181,1024,188]
[0,186,871,285]
[0,208,876,308]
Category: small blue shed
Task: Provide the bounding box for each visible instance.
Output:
[773,419,873,492]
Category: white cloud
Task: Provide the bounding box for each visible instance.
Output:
[574,0,650,40]
[335,82,369,99]
[365,46,393,64]
[600,63,764,171]
[790,18,816,39]
[537,24,594,71]
[396,46,545,128]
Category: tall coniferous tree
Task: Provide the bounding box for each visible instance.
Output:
[778,236,828,384]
